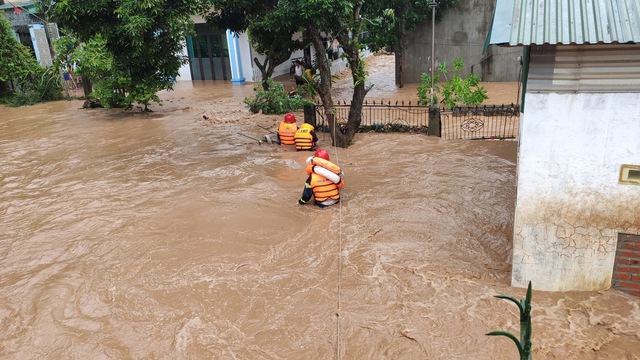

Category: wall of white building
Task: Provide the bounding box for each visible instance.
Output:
[177,42,192,81]
[512,92,640,291]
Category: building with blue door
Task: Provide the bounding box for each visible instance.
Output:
[177,15,354,84]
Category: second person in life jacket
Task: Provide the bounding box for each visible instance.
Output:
[277,113,298,146]
[298,148,344,208]
[294,123,318,151]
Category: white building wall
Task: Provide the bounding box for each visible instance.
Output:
[177,41,192,81]
[236,32,253,82]
[512,92,640,291]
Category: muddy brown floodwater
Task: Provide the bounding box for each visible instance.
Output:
[1,54,639,359]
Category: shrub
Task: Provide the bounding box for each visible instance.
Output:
[417,57,488,108]
[5,67,64,107]
[244,79,312,114]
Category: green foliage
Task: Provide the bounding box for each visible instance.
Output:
[0,15,42,92]
[417,57,488,108]
[51,0,210,110]
[5,67,64,106]
[0,15,63,106]
[243,79,312,114]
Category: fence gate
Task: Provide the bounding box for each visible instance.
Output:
[440,105,520,140]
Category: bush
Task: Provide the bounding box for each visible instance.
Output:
[5,67,64,107]
[244,79,312,114]
[417,57,488,108]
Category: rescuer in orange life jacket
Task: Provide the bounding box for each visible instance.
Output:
[298,148,344,208]
[293,123,318,151]
[277,113,298,146]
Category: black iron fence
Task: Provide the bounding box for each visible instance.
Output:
[440,104,520,140]
[312,101,520,140]
[314,100,429,133]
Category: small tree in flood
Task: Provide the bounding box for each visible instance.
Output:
[417,57,488,108]
[51,0,211,110]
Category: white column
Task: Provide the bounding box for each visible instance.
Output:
[226,29,245,84]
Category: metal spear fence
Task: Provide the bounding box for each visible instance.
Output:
[313,101,520,140]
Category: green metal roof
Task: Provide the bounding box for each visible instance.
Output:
[489,0,640,46]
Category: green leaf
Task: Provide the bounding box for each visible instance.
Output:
[486,331,525,356]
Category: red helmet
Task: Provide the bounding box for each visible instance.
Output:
[284,113,296,123]
[314,148,330,161]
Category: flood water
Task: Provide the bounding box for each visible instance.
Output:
[1,55,639,359]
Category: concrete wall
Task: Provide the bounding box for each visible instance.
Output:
[401,0,522,83]
[512,92,640,291]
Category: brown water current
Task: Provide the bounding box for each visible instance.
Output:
[1,55,639,359]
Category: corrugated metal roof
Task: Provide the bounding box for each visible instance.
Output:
[489,0,640,46]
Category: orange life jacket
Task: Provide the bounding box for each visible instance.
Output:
[294,124,314,150]
[310,172,341,202]
[278,122,297,145]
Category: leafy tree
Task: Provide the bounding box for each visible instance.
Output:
[51,0,210,110]
[0,15,41,95]
[291,0,463,147]
[417,57,488,108]
[295,0,381,148]
[206,0,463,147]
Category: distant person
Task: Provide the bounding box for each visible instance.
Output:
[298,148,344,208]
[277,113,298,146]
[62,61,76,90]
[294,60,305,86]
[293,123,318,151]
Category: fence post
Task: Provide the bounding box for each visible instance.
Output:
[304,104,316,128]
[428,105,441,137]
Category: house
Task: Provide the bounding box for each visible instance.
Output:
[488,0,640,293]
[1,0,57,66]
[177,15,353,84]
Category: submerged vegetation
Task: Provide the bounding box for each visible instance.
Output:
[243,79,312,114]
[417,57,488,108]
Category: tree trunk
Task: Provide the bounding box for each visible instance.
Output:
[335,32,371,148]
[396,8,407,89]
[253,57,270,90]
[397,52,404,89]
[82,75,92,99]
[307,26,338,147]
